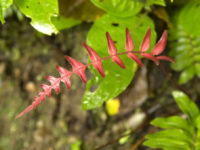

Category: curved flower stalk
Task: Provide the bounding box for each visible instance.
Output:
[16,28,175,119]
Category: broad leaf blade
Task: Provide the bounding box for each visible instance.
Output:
[144,137,190,150]
[151,116,193,135]
[145,129,192,146]
[82,14,156,109]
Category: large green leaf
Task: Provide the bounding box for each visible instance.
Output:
[172,91,199,123]
[15,0,80,35]
[145,129,192,147]
[90,0,143,17]
[144,137,190,150]
[151,116,193,135]
[144,90,200,150]
[82,14,156,109]
[169,2,200,84]
[0,0,13,23]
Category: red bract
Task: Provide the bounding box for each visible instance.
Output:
[125,28,134,51]
[140,28,151,52]
[16,28,175,119]
[151,30,168,55]
[56,66,72,89]
[65,56,87,83]
[106,32,125,69]
[83,43,105,77]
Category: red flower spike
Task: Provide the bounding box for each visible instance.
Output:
[141,53,160,65]
[16,27,175,119]
[112,56,126,69]
[125,28,134,51]
[106,32,125,69]
[140,28,151,52]
[157,56,176,63]
[38,92,45,101]
[40,84,51,97]
[127,53,143,67]
[83,43,105,77]
[56,65,72,89]
[65,56,87,83]
[151,30,168,55]
[46,76,60,94]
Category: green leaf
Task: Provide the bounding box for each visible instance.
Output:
[146,0,166,6]
[143,137,190,150]
[51,16,81,31]
[151,116,193,134]
[0,0,13,23]
[15,0,80,35]
[15,0,58,35]
[172,91,199,122]
[82,14,156,109]
[178,67,195,84]
[145,129,192,146]
[90,0,143,17]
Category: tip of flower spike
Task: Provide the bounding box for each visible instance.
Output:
[15,105,33,119]
[125,28,134,51]
[140,27,151,52]
[151,30,168,56]
[106,32,117,55]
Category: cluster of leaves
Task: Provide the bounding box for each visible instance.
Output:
[16,27,175,118]
[144,90,200,150]
[169,1,200,84]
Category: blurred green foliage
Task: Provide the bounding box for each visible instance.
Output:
[144,90,200,150]
[169,1,200,84]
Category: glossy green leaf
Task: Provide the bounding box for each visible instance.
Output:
[0,0,13,23]
[15,0,58,35]
[144,137,190,150]
[82,14,156,109]
[15,0,80,35]
[90,0,143,17]
[51,16,81,31]
[172,91,199,122]
[151,116,193,134]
